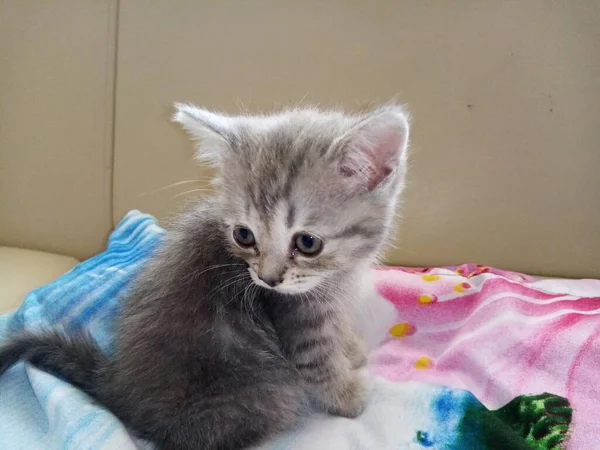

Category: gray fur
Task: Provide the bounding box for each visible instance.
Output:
[0,104,410,449]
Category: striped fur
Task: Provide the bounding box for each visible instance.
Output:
[174,104,410,419]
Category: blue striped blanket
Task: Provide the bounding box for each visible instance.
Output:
[0,211,163,450]
[0,211,572,450]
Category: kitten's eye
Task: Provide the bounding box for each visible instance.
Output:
[294,233,323,256]
[233,226,256,247]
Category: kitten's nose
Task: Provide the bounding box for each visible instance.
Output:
[259,275,282,287]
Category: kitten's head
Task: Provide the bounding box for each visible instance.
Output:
[174,104,410,295]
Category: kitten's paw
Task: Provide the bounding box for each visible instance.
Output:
[326,371,371,418]
[346,337,368,370]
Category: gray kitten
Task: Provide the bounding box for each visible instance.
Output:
[0,103,409,449]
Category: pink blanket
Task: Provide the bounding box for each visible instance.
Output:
[371,264,600,449]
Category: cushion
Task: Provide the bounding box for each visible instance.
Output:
[0,247,78,314]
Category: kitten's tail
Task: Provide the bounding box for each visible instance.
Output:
[0,330,110,400]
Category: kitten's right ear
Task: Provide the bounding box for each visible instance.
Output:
[172,103,235,165]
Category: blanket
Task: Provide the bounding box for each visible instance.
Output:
[1,211,597,449]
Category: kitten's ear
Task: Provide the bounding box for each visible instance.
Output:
[172,103,235,165]
[331,107,409,192]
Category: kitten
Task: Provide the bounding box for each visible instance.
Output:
[0,103,410,450]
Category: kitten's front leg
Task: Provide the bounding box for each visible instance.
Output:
[294,329,371,418]
[343,329,368,370]
[300,348,371,418]
[323,362,371,418]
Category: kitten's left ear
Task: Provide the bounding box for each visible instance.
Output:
[172,103,235,165]
[331,107,410,192]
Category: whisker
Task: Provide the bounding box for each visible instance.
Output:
[215,273,253,311]
[171,188,214,200]
[229,280,252,312]
[136,179,211,197]
[208,273,250,303]
[191,263,246,278]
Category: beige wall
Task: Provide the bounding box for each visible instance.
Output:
[1,1,599,277]
[0,1,117,258]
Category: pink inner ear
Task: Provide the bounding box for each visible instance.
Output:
[340,166,356,177]
[366,165,393,191]
[339,141,399,191]
[339,154,394,191]
[337,112,407,191]
[339,163,392,191]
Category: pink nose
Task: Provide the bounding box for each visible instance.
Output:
[259,275,283,287]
